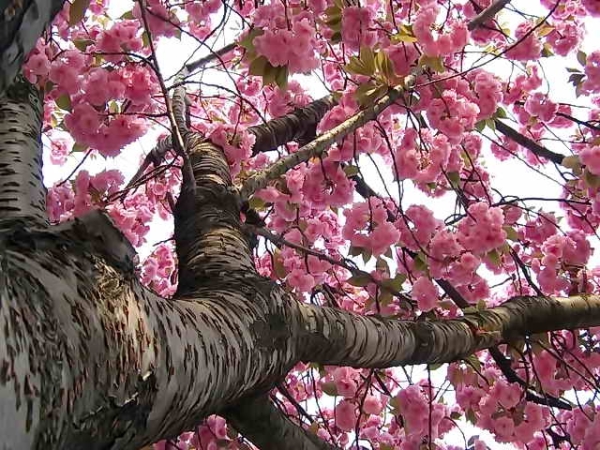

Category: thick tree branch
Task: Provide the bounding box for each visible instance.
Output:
[0,0,66,93]
[0,76,47,226]
[173,136,256,296]
[0,210,301,449]
[226,395,339,450]
[248,96,337,155]
[467,0,512,31]
[298,295,600,367]
[494,119,566,164]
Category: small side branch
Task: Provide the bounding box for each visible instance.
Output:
[494,120,565,165]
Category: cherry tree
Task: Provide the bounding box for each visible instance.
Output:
[2,0,600,448]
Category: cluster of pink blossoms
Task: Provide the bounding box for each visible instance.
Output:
[413,2,469,57]
[140,243,178,297]
[251,2,319,73]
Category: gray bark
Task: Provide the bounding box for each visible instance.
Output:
[0,0,66,94]
[0,76,46,226]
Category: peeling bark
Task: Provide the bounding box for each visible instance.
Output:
[0,77,46,226]
[0,211,302,449]
[173,134,256,296]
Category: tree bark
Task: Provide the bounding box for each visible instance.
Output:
[0,208,306,449]
[298,295,600,367]
[1,1,598,449]
[0,0,66,94]
[248,96,337,155]
[226,395,340,450]
[0,76,46,226]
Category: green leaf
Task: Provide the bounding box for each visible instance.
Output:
[466,408,477,424]
[141,31,150,48]
[274,66,288,90]
[120,10,135,20]
[348,245,362,257]
[347,272,371,287]
[502,225,519,241]
[248,196,266,210]
[447,171,460,188]
[475,120,486,132]
[330,31,342,44]
[69,0,91,25]
[44,80,56,94]
[55,94,72,112]
[273,252,287,279]
[465,354,481,371]
[360,46,376,75]
[577,50,587,66]
[73,39,94,51]
[249,56,269,77]
[71,142,88,153]
[393,24,418,43]
[321,381,338,396]
[487,248,501,266]
[414,252,428,272]
[541,44,554,58]
[238,29,264,51]
[375,50,395,82]
[419,55,445,73]
[354,82,386,107]
[569,73,585,87]
[381,273,406,292]
[584,168,600,189]
[262,62,279,86]
[343,165,359,177]
[362,249,372,264]
[562,155,581,170]
[450,411,462,420]
[346,56,374,77]
[494,107,507,119]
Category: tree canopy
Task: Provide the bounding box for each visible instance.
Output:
[3,0,600,449]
